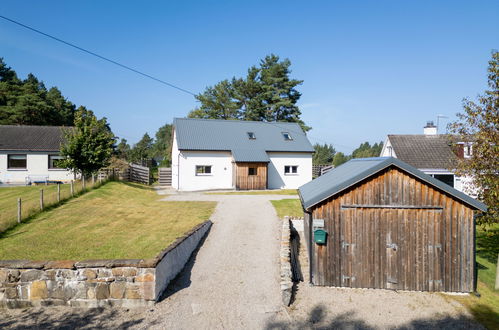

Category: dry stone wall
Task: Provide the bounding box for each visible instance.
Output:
[0,221,212,308]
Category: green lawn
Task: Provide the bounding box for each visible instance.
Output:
[271,199,303,218]
[207,189,298,195]
[450,224,499,329]
[0,181,216,260]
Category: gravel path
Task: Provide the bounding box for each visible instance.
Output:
[0,192,481,329]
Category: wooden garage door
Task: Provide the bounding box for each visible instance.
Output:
[339,207,443,291]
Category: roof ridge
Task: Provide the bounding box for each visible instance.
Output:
[173,117,301,126]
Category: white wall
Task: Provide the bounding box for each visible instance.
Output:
[380,137,396,157]
[267,152,312,189]
[176,150,234,191]
[171,130,180,189]
[0,152,74,184]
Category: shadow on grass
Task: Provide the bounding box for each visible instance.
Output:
[121,181,155,191]
[0,181,109,239]
[476,226,499,264]
[466,303,499,329]
[0,306,156,330]
[265,304,482,330]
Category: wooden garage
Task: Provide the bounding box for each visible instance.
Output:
[298,157,487,292]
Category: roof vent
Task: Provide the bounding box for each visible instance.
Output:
[424,121,437,135]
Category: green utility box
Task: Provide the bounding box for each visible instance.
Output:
[314,229,327,245]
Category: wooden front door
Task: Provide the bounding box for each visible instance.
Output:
[235,162,268,190]
[339,207,443,291]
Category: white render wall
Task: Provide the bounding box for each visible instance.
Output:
[267,152,312,189]
[0,152,74,184]
[174,150,234,191]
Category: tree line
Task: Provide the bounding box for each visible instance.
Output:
[313,141,384,167]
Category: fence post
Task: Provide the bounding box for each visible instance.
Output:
[17,198,21,223]
[92,174,95,186]
[82,176,86,191]
[40,189,44,211]
[70,180,74,197]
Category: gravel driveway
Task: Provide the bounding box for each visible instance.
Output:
[0,191,481,329]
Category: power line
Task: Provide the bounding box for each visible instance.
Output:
[0,14,197,97]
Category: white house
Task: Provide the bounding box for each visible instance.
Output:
[171,118,314,191]
[380,121,475,195]
[0,125,75,184]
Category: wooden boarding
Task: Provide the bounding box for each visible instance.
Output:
[306,167,475,292]
[234,162,267,190]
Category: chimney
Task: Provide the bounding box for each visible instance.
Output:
[423,121,437,135]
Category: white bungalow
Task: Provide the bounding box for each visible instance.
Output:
[171,118,314,191]
[0,125,74,184]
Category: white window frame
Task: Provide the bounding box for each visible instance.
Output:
[195,165,212,176]
[48,154,65,170]
[284,165,298,175]
[7,154,27,170]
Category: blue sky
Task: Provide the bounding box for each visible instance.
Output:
[1,1,498,153]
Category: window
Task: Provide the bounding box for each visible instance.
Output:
[196,165,212,175]
[247,132,256,139]
[282,132,293,141]
[48,155,64,169]
[7,154,27,169]
[464,144,472,158]
[248,167,257,176]
[432,174,454,188]
[284,165,298,175]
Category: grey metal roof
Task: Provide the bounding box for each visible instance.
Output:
[298,157,487,212]
[173,118,314,155]
[232,149,270,163]
[0,125,71,152]
[388,134,457,169]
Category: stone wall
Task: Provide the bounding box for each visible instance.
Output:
[280,217,293,306]
[0,220,212,308]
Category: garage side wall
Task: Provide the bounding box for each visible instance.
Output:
[309,167,475,292]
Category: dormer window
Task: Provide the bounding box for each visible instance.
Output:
[247,132,256,139]
[282,132,292,141]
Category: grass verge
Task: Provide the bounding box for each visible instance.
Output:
[0,181,216,260]
[271,199,303,218]
[207,189,298,195]
[0,180,97,233]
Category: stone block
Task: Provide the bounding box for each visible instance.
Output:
[98,269,112,278]
[73,282,87,299]
[135,273,154,282]
[0,260,29,268]
[44,269,56,280]
[23,261,47,269]
[19,285,29,299]
[49,283,65,300]
[137,259,157,268]
[87,286,96,299]
[8,270,20,283]
[44,260,76,269]
[5,287,18,299]
[141,282,155,300]
[125,283,141,299]
[20,270,44,282]
[110,282,126,299]
[30,280,48,300]
[56,269,75,280]
[111,267,137,277]
[82,269,97,280]
[95,283,110,300]
[0,269,7,282]
[75,260,111,268]
[108,259,142,267]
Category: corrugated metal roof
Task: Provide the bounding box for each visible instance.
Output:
[232,149,270,162]
[0,125,72,151]
[298,157,487,212]
[388,134,457,169]
[173,118,314,153]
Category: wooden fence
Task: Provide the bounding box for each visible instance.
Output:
[158,167,172,186]
[129,163,151,185]
[312,164,335,178]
